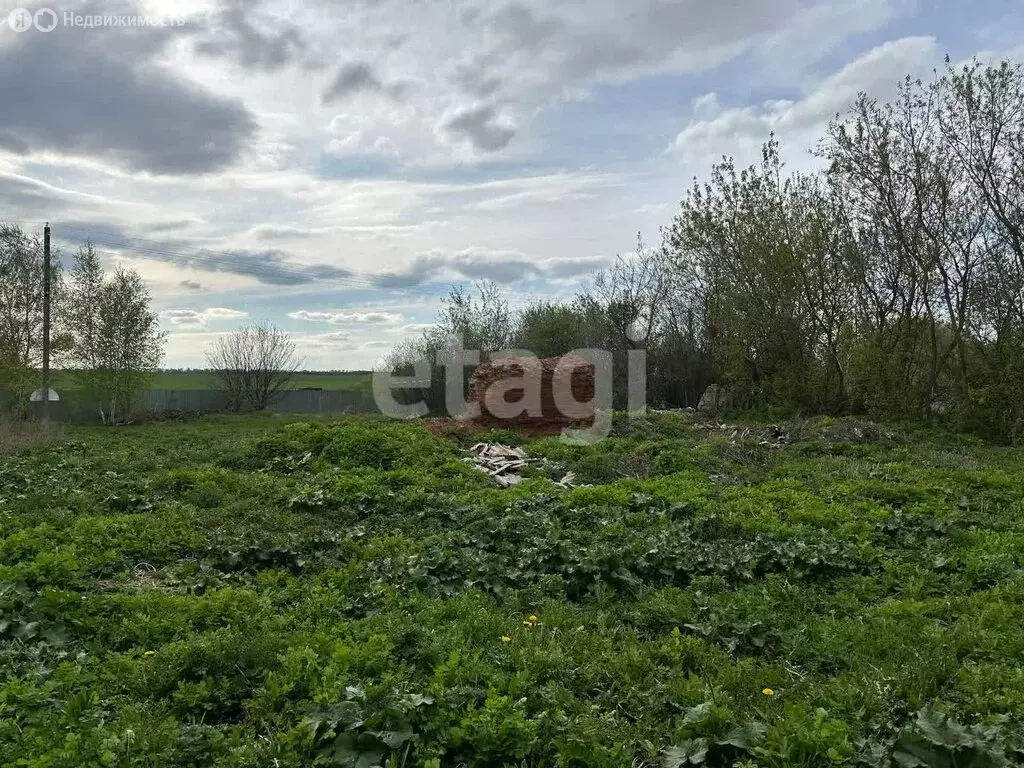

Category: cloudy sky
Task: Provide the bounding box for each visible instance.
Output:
[0,0,1019,369]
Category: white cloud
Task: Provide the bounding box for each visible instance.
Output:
[203,307,250,319]
[2,0,1011,369]
[668,36,942,167]
[398,323,436,334]
[288,310,404,325]
[293,331,360,352]
[161,307,249,327]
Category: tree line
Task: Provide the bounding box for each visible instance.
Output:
[0,232,165,423]
[0,225,313,420]
[389,57,1024,442]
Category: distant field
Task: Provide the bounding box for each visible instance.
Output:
[52,371,374,392]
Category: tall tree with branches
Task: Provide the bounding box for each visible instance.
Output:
[66,243,165,424]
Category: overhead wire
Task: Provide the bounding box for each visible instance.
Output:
[1,219,575,308]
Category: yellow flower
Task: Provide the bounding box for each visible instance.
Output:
[500,636,512,643]
[143,651,156,658]
[762,688,774,696]
[527,615,538,623]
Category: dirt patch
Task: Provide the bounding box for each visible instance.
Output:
[464,355,596,433]
[424,417,573,439]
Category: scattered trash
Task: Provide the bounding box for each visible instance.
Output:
[555,471,580,489]
[466,443,535,487]
[464,443,584,489]
[698,422,791,448]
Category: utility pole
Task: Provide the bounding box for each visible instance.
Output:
[42,223,51,424]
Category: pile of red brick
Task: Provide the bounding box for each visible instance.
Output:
[464,355,595,433]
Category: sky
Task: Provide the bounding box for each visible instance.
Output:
[0,0,1021,369]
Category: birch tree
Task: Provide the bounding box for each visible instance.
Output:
[66,244,165,424]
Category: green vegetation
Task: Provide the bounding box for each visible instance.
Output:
[390,59,1024,444]
[2,413,1023,766]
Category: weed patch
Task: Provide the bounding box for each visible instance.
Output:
[0,415,1022,765]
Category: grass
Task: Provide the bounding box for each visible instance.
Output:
[0,412,1022,766]
[0,417,63,456]
[50,370,374,392]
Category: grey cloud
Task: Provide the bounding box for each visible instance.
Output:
[374,272,434,290]
[372,251,453,289]
[179,279,205,291]
[322,62,384,103]
[373,248,605,288]
[252,225,324,240]
[443,0,892,119]
[544,256,614,279]
[251,223,431,241]
[52,220,133,247]
[0,17,256,174]
[458,6,482,25]
[442,105,516,152]
[0,172,120,223]
[0,174,76,214]
[0,133,30,155]
[451,68,503,99]
[489,2,563,52]
[191,250,356,286]
[452,253,542,283]
[151,220,202,233]
[193,4,308,72]
[384,79,416,100]
[47,219,355,287]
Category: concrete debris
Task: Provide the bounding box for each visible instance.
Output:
[465,443,538,488]
[697,384,734,415]
[464,442,584,489]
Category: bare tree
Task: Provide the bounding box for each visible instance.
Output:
[586,233,673,349]
[207,323,299,411]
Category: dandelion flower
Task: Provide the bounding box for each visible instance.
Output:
[527,615,538,623]
[501,636,512,643]
[762,688,774,696]
[143,651,156,658]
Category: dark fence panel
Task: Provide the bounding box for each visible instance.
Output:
[8,388,380,423]
[272,390,378,414]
